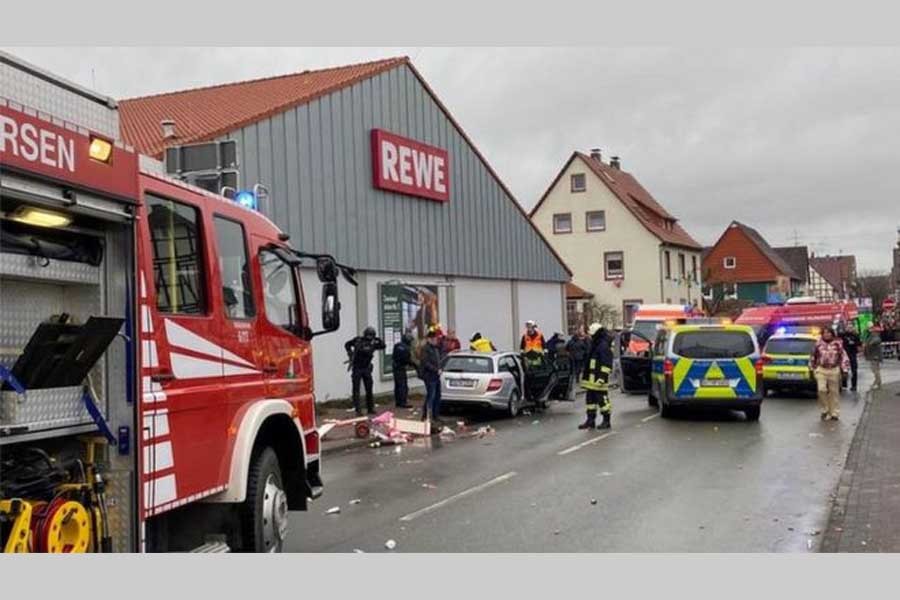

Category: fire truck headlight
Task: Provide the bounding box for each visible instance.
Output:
[88,136,113,163]
[10,205,73,228]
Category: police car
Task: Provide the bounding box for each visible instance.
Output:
[760,328,819,396]
[620,321,764,421]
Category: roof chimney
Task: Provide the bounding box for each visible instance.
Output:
[589,148,602,162]
[610,156,621,170]
[160,119,177,140]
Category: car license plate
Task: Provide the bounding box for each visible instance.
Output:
[777,372,806,380]
[448,379,476,388]
[700,379,730,387]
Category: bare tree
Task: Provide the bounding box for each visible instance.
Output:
[582,300,621,329]
[857,269,891,312]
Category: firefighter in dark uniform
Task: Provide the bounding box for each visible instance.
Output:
[345,326,386,415]
[579,322,613,430]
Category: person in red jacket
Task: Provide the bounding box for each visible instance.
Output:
[809,326,850,422]
[442,329,462,355]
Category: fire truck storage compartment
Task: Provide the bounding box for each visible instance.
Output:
[1,179,137,550]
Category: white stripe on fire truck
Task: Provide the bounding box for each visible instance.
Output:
[144,474,177,507]
[143,441,174,473]
[145,485,226,518]
[142,410,170,440]
[170,352,259,379]
[140,272,146,299]
[141,339,158,368]
[141,377,166,405]
[164,319,255,367]
[141,305,154,334]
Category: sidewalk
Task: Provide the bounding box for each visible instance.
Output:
[821,380,900,552]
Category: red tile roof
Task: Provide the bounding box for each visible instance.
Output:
[120,57,408,157]
[531,152,702,250]
[566,282,594,299]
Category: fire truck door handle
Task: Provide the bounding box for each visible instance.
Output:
[262,364,278,374]
[150,372,175,383]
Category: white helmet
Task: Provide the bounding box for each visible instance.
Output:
[525,319,537,328]
[588,322,602,336]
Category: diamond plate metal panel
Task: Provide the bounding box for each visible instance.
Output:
[0,253,101,285]
[0,386,98,430]
[0,57,118,138]
[104,468,134,552]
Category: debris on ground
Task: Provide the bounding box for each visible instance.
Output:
[349,499,361,505]
[809,432,824,438]
[439,426,457,440]
[522,409,532,416]
[861,541,867,546]
[699,525,705,530]
[806,530,821,536]
[788,527,794,531]
[554,530,560,536]
[353,549,365,553]
[422,483,437,490]
[472,425,496,439]
[385,539,397,550]
[532,420,540,425]
[394,446,403,454]
[590,499,598,505]
[325,506,341,515]
[599,471,613,477]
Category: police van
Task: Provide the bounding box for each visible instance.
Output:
[760,329,819,396]
[620,321,764,421]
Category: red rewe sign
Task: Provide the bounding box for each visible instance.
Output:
[371,129,449,202]
[0,103,139,202]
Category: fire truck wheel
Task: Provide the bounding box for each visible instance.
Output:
[242,447,289,553]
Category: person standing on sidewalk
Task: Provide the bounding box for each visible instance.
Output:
[420,329,444,425]
[578,322,614,430]
[391,332,415,408]
[344,326,386,416]
[566,326,590,397]
[864,324,884,390]
[840,323,861,391]
[810,326,850,421]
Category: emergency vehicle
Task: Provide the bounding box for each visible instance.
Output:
[760,328,819,395]
[620,321,763,421]
[624,303,704,355]
[735,299,858,345]
[0,53,351,552]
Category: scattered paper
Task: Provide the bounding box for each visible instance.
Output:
[353,549,364,553]
[385,539,397,550]
[348,499,361,505]
[325,506,341,515]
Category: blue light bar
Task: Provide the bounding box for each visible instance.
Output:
[235,190,257,210]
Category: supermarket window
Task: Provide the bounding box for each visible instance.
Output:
[586,210,606,232]
[214,216,256,319]
[724,256,737,269]
[604,251,624,279]
[570,173,586,192]
[553,213,573,234]
[147,194,207,314]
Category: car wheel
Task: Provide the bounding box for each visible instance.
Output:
[744,406,761,422]
[507,390,521,418]
[241,447,288,553]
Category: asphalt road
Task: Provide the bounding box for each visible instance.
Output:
[288,359,900,553]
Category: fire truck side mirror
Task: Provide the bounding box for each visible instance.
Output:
[321,282,340,332]
[316,257,339,283]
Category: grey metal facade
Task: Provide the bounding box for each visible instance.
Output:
[217,64,569,283]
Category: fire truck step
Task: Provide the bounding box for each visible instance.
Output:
[190,541,231,553]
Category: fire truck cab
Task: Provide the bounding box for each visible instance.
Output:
[1,52,347,553]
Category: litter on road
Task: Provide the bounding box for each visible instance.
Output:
[326,506,341,515]
[353,549,365,553]
[349,499,362,505]
[385,539,397,550]
[590,499,598,505]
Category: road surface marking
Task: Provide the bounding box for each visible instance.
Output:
[557,432,616,456]
[399,471,518,522]
[641,413,660,423]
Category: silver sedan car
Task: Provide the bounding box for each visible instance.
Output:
[440,351,527,417]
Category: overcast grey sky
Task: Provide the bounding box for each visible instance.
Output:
[6,46,899,271]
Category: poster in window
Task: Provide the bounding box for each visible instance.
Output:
[379,283,439,376]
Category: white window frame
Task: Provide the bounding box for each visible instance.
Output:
[604,251,625,280]
[724,256,737,269]
[553,213,573,234]
[586,210,606,232]
[570,173,586,192]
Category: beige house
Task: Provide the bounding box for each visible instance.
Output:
[530,150,703,326]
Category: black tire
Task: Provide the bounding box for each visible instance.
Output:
[241,447,288,553]
[744,406,761,422]
[507,390,521,418]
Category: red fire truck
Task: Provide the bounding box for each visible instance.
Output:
[1,53,350,552]
[735,298,859,344]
